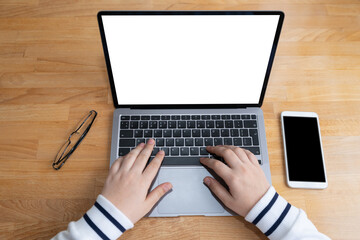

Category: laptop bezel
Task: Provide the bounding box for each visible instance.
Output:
[97,10,284,109]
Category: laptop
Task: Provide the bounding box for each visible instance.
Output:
[97,11,284,217]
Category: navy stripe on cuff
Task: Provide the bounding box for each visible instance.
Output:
[252,192,279,225]
[83,213,110,240]
[265,203,291,237]
[95,201,127,233]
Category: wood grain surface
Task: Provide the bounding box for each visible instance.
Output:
[1,1,360,239]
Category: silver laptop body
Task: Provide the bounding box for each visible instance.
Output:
[98,10,284,217]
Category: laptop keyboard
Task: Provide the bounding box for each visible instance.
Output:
[118,114,261,165]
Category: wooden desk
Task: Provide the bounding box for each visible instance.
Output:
[1,1,359,239]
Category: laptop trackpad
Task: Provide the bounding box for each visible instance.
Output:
[156,167,225,215]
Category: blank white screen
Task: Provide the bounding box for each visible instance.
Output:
[102,15,279,105]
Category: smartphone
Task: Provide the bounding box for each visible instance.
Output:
[281,111,328,189]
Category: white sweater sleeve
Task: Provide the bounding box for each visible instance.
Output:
[245,186,330,240]
[52,195,134,240]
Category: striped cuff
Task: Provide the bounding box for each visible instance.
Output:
[245,186,300,239]
[76,195,134,240]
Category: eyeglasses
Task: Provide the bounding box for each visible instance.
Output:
[53,110,98,170]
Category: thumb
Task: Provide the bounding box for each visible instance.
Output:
[204,177,233,207]
[146,182,172,207]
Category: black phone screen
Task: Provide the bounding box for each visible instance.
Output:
[283,116,326,182]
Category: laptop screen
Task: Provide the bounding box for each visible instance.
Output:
[100,13,282,106]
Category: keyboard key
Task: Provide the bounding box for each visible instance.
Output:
[240,129,249,137]
[159,121,167,128]
[225,120,234,128]
[234,120,243,128]
[221,129,230,137]
[119,139,135,147]
[200,147,208,155]
[190,147,199,155]
[119,148,130,156]
[242,147,260,155]
[134,130,143,137]
[136,138,145,145]
[258,159,262,165]
[168,121,177,128]
[231,129,239,137]
[206,121,215,128]
[166,138,175,146]
[241,115,250,119]
[130,121,139,129]
[251,115,257,119]
[249,129,259,145]
[221,115,230,119]
[185,138,194,146]
[224,138,232,145]
[214,138,223,146]
[243,137,252,146]
[216,121,224,128]
[173,130,181,137]
[180,147,189,156]
[161,115,170,120]
[131,116,140,120]
[149,121,158,129]
[191,115,200,120]
[144,130,153,137]
[176,139,184,146]
[154,130,162,137]
[140,121,148,129]
[161,147,169,156]
[120,130,133,138]
[156,138,165,146]
[121,116,130,120]
[211,129,220,137]
[202,129,210,137]
[231,115,241,119]
[244,120,257,128]
[192,129,201,137]
[120,121,129,129]
[187,121,196,128]
[201,115,211,120]
[234,138,242,146]
[163,130,172,137]
[171,147,179,156]
[181,115,190,120]
[195,138,203,146]
[141,115,150,120]
[151,115,160,120]
[151,147,160,156]
[204,138,213,146]
[197,121,205,128]
[211,115,220,120]
[171,115,180,120]
[178,121,186,128]
[183,130,191,137]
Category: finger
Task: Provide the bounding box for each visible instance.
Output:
[225,146,250,164]
[131,139,155,172]
[145,182,172,208]
[120,142,146,171]
[110,157,122,174]
[203,177,233,207]
[206,145,241,168]
[200,157,232,182]
[142,150,165,183]
[243,149,260,166]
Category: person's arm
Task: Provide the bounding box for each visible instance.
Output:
[201,145,330,240]
[52,139,172,240]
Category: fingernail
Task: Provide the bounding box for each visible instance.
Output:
[148,139,155,144]
[139,142,145,147]
[163,183,172,192]
[204,178,211,186]
[158,150,165,155]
